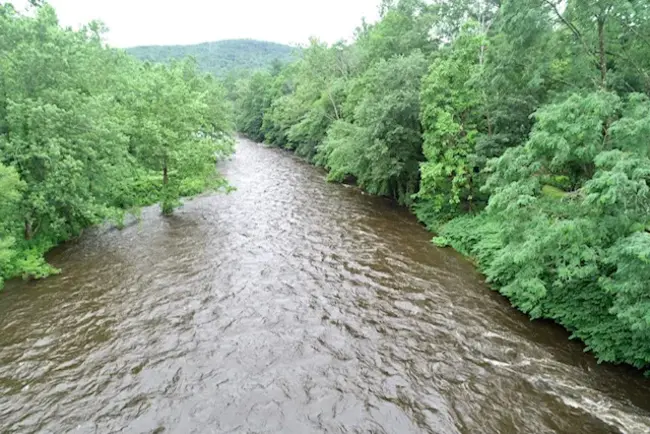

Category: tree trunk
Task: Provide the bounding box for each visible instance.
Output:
[161,159,173,215]
[598,17,607,88]
[328,91,340,120]
[487,111,493,137]
[24,219,32,241]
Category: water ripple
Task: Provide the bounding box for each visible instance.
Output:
[1,138,649,434]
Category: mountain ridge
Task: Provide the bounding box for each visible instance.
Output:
[126,39,296,76]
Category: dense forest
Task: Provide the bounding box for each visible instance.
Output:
[233,0,650,370]
[127,39,296,77]
[0,3,234,288]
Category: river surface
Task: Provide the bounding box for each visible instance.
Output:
[1,138,650,434]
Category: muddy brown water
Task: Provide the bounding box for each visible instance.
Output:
[1,138,650,434]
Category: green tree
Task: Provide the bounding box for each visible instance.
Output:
[438,92,650,368]
[234,71,274,141]
[0,4,233,285]
[128,61,232,215]
[416,24,487,220]
[0,163,25,288]
[1,5,131,245]
[358,0,438,63]
[317,52,427,204]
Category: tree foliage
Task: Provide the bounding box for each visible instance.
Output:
[233,0,650,370]
[0,4,233,286]
[317,52,427,204]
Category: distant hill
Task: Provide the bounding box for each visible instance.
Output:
[126,39,296,76]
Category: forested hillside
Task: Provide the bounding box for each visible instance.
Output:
[233,0,650,370]
[0,3,234,287]
[127,39,296,76]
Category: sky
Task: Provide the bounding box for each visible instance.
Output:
[12,0,382,48]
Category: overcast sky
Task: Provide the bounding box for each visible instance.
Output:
[12,0,381,47]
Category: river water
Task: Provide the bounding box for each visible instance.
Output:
[1,138,649,434]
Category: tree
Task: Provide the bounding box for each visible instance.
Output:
[416,24,487,219]
[358,0,438,63]
[0,4,234,285]
[234,71,274,141]
[128,61,232,215]
[0,163,25,288]
[1,5,131,244]
[317,52,427,204]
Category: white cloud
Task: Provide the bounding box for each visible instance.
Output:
[10,0,381,47]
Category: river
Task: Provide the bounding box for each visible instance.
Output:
[1,137,649,434]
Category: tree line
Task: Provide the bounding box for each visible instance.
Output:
[0,4,234,288]
[232,0,650,370]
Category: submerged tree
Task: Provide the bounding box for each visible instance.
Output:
[128,61,232,215]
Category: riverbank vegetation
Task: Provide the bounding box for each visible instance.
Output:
[233,0,650,369]
[0,3,234,288]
